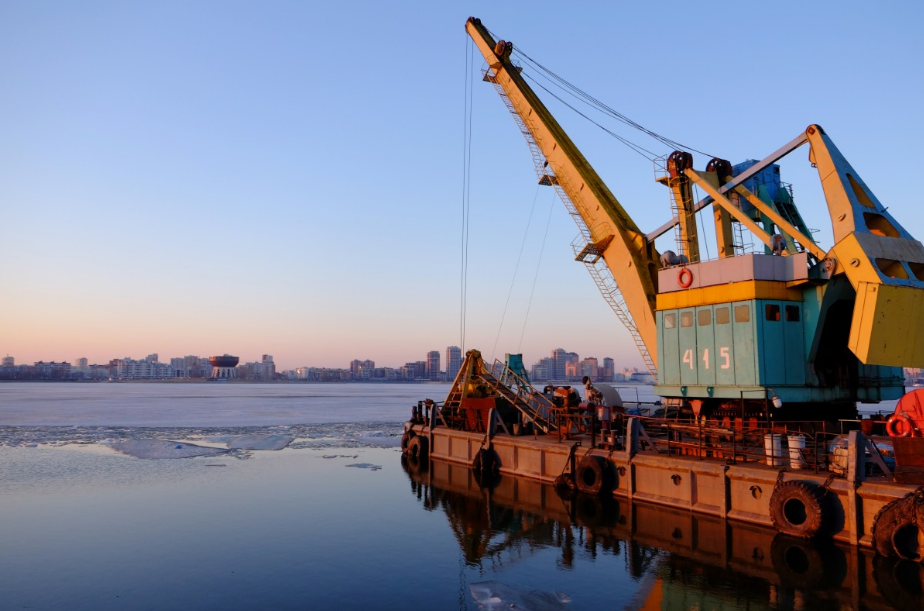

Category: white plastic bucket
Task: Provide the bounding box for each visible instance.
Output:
[764,434,782,467]
[788,434,806,469]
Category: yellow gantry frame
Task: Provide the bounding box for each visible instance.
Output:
[465,18,661,360]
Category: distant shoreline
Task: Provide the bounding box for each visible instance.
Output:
[0,379,452,384]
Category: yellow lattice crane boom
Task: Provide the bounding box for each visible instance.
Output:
[466,17,661,365]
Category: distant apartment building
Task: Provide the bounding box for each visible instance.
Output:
[238,354,276,381]
[293,367,345,381]
[401,361,428,380]
[73,357,89,371]
[548,349,579,380]
[350,359,375,380]
[33,361,72,378]
[530,358,552,382]
[427,350,440,381]
[114,357,175,379]
[170,355,210,378]
[2,356,14,367]
[446,346,462,381]
[578,357,599,381]
[602,358,615,382]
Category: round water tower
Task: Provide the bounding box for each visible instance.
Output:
[209,354,239,380]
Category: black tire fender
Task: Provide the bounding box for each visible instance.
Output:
[769,480,828,539]
[872,493,924,560]
[400,430,416,454]
[575,455,613,496]
[407,435,428,461]
[473,447,500,475]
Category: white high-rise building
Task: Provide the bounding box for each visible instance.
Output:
[446,346,462,381]
[427,351,440,381]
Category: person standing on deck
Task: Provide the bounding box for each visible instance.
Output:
[582,376,602,404]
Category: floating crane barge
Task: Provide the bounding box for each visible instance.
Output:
[404,18,924,560]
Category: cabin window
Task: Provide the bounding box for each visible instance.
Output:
[734,305,750,323]
[698,310,711,326]
[680,312,693,328]
[765,304,781,321]
[715,307,730,325]
[785,305,800,322]
[664,313,676,329]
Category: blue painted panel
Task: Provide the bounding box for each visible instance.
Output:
[660,310,681,385]
[784,303,806,385]
[760,301,786,385]
[696,306,716,386]
[713,304,736,387]
[679,308,697,386]
[732,301,757,386]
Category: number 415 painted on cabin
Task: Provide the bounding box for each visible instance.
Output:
[683,348,731,369]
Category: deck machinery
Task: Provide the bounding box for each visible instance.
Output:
[465,17,924,421]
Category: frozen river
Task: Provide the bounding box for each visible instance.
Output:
[0,382,913,610]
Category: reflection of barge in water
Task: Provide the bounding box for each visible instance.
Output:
[403,455,924,610]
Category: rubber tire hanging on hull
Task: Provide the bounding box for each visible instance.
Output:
[872,491,924,560]
[400,430,416,454]
[472,447,501,488]
[576,455,613,496]
[769,480,828,539]
[406,435,428,461]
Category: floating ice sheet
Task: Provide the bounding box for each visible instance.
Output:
[0,422,403,450]
[470,581,570,611]
[207,434,294,450]
[110,440,230,460]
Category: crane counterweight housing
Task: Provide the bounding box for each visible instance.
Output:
[465,17,924,420]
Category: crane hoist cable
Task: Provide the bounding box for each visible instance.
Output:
[523,73,657,161]
[461,33,475,352]
[496,36,716,159]
[491,183,543,363]
[518,190,557,353]
[695,184,712,261]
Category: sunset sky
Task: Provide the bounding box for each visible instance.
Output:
[2,1,923,371]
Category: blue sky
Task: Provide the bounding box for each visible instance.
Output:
[2,1,922,371]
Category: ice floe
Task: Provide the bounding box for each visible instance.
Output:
[470,582,571,611]
[0,422,403,452]
[110,440,230,459]
[206,434,294,451]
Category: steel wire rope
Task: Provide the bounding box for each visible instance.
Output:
[522,73,657,161]
[518,190,557,352]
[511,46,716,158]
[695,184,712,261]
[461,35,475,352]
[491,183,543,363]
[519,60,660,159]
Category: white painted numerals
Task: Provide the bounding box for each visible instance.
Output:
[682,347,731,370]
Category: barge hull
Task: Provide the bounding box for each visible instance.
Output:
[412,421,916,549]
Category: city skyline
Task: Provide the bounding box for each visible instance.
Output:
[1,344,630,377]
[2,4,922,372]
